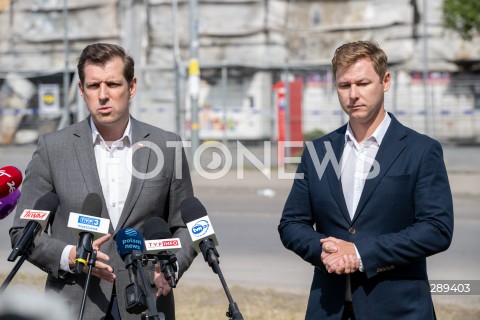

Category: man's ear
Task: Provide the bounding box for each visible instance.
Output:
[129,77,137,99]
[383,72,391,92]
[78,81,85,98]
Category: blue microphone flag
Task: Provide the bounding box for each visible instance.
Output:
[115,228,145,259]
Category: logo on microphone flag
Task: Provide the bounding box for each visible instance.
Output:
[125,228,138,237]
[185,215,218,252]
[20,210,49,221]
[145,238,182,253]
[119,228,144,251]
[187,216,217,241]
[68,212,110,236]
[192,219,210,237]
[78,215,100,227]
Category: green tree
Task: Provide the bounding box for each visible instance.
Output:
[443,0,480,40]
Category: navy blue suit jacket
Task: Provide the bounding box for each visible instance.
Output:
[278,114,454,320]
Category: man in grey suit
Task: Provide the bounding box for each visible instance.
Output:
[10,43,196,320]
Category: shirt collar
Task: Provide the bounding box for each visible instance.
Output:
[345,112,391,146]
[90,117,132,147]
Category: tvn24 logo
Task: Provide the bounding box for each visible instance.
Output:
[191,219,210,237]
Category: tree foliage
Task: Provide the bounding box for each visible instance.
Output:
[443,0,480,40]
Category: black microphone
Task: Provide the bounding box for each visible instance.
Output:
[8,192,58,261]
[180,197,244,320]
[180,197,219,267]
[115,227,148,315]
[143,217,180,288]
[68,193,108,274]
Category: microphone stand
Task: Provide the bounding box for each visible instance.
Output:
[1,230,38,295]
[78,249,97,320]
[0,253,29,295]
[200,239,244,320]
[154,252,178,288]
[131,251,164,320]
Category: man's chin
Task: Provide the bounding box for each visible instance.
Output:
[348,110,368,120]
[92,116,118,126]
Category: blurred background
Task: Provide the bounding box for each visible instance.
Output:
[0,0,479,319]
[0,0,479,146]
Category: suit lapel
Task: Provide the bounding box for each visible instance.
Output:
[324,126,352,223]
[114,118,151,233]
[352,115,407,223]
[72,118,108,219]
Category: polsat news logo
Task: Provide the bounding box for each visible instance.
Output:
[21,210,48,220]
[191,220,210,238]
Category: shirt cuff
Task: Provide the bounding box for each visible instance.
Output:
[354,245,364,272]
[60,245,75,273]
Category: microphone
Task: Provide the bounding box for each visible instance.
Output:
[0,166,23,199]
[0,188,21,220]
[116,227,145,260]
[115,227,148,315]
[8,192,58,262]
[67,193,109,274]
[180,197,219,262]
[144,217,180,288]
[180,197,244,320]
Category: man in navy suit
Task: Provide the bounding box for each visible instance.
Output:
[278,41,454,319]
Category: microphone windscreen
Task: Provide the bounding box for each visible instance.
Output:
[143,217,172,240]
[0,166,23,198]
[0,188,21,220]
[34,192,59,213]
[81,193,103,217]
[180,197,208,224]
[115,228,145,259]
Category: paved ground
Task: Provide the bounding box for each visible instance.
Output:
[1,143,479,309]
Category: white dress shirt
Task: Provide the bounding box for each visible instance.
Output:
[341,113,391,219]
[60,118,133,272]
[341,112,391,301]
[92,119,133,230]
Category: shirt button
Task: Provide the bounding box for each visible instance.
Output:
[112,202,116,207]
[348,227,356,234]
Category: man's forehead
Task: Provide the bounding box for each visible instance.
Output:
[83,58,125,80]
[336,59,378,81]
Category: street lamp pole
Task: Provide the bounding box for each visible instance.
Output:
[422,0,431,136]
[58,0,70,129]
[189,0,200,156]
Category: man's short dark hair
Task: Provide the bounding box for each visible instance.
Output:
[77,43,135,84]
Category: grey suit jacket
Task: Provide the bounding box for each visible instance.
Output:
[10,117,196,320]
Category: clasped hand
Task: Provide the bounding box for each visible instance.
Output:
[320,237,359,274]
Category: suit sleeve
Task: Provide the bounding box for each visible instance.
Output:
[355,140,454,278]
[9,135,70,278]
[278,150,324,268]
[167,135,197,279]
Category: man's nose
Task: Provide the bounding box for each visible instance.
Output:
[99,83,109,102]
[349,85,359,99]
